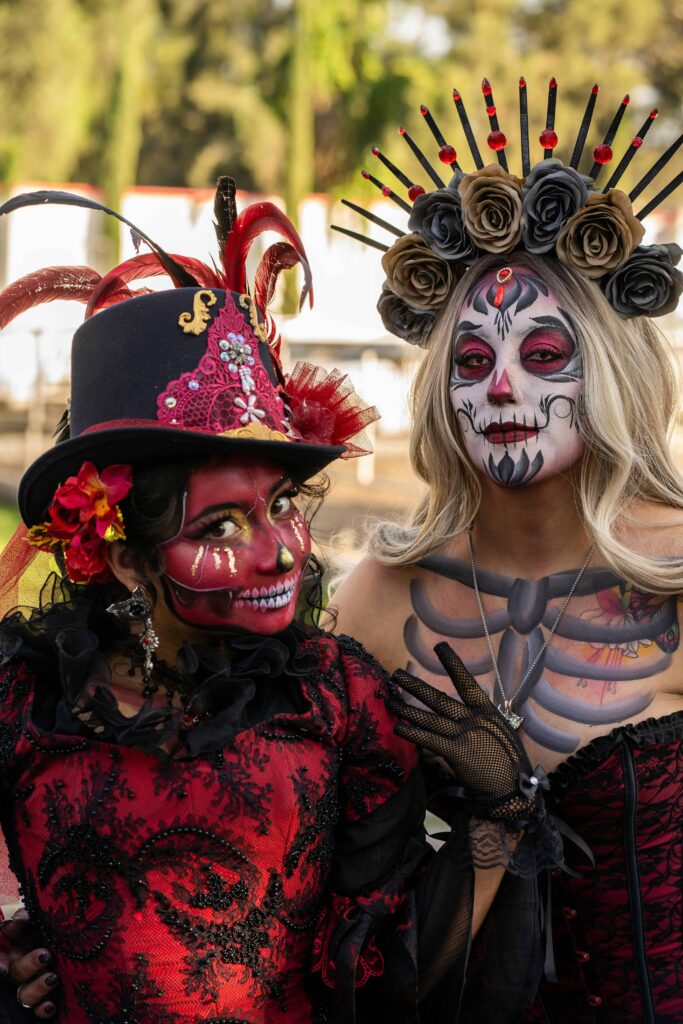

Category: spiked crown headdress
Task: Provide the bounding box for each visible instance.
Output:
[334,78,683,346]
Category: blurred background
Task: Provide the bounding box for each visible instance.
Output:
[1,0,682,573]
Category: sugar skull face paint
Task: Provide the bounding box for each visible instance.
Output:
[450,264,585,487]
[159,460,311,633]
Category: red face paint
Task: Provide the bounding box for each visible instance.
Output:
[159,460,311,633]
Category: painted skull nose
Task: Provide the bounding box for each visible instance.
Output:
[487,368,515,404]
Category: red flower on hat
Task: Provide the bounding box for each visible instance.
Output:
[62,530,111,585]
[55,462,132,539]
[27,462,133,583]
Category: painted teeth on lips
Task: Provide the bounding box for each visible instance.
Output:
[483,422,539,444]
[234,580,297,611]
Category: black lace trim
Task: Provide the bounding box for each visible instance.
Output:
[549,709,683,795]
[0,575,321,760]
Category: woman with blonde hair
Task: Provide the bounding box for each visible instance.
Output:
[332,79,683,1021]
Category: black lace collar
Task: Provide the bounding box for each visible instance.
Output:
[0,584,319,759]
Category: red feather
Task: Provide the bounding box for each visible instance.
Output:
[94,285,155,310]
[254,241,313,315]
[222,203,312,311]
[86,253,221,317]
[0,266,101,329]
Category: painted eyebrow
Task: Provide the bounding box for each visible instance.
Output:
[454,320,484,340]
[529,310,577,340]
[186,475,294,525]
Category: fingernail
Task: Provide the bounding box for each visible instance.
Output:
[38,952,52,964]
[45,973,58,986]
[43,1005,55,1017]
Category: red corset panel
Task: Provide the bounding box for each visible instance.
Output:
[524,712,683,1024]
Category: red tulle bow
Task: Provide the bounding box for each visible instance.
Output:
[285,363,380,457]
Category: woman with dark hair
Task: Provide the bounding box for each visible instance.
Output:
[0,183,556,1022]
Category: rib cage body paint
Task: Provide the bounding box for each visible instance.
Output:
[404,555,679,754]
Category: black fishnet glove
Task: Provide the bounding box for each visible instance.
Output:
[390,642,544,832]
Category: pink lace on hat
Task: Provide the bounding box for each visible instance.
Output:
[156,293,298,439]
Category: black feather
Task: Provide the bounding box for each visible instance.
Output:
[53,405,70,443]
[214,175,238,254]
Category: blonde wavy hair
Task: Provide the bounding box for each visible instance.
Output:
[371,251,683,594]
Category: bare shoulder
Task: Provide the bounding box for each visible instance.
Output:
[618,500,683,559]
[325,555,415,667]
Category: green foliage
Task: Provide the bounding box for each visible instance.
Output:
[0,0,99,183]
[0,0,680,215]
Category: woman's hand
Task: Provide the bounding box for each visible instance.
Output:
[389,642,545,830]
[0,910,58,1018]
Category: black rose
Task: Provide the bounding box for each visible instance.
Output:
[408,188,478,262]
[522,159,589,254]
[377,285,437,347]
[601,243,683,318]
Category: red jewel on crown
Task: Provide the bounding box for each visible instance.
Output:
[408,184,426,201]
[487,130,507,151]
[539,129,558,149]
[438,144,457,165]
[593,143,613,164]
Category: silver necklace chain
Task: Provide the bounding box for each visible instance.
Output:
[466,525,595,729]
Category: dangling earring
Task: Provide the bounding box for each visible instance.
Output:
[107,585,159,695]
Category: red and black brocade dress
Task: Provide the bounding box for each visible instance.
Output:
[0,604,445,1024]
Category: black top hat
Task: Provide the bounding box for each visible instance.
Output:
[18,287,345,525]
[0,179,378,527]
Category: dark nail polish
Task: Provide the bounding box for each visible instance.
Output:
[43,1005,55,1017]
[45,973,58,986]
[38,952,51,964]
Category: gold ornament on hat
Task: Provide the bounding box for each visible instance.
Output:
[178,290,217,335]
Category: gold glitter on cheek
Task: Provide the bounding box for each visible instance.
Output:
[213,549,222,571]
[291,518,306,552]
[223,546,237,575]
[191,545,205,578]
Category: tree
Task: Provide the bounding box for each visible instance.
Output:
[0,0,99,184]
